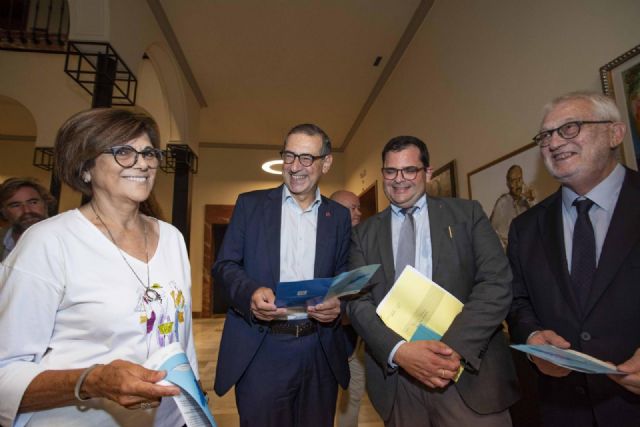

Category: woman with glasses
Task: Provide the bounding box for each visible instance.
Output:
[0,108,199,427]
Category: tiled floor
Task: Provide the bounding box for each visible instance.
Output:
[193,318,384,427]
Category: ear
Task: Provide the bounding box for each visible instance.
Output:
[609,121,626,149]
[321,154,333,174]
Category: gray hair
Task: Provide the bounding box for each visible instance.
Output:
[541,91,621,125]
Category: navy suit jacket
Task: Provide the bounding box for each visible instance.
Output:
[212,185,351,396]
[507,168,640,426]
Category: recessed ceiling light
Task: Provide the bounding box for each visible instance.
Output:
[261,160,283,175]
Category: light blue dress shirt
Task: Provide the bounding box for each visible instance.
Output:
[279,186,322,282]
[561,164,625,271]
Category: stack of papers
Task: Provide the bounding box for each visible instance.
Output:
[376,266,463,342]
[511,344,624,375]
[275,264,380,319]
[376,266,464,381]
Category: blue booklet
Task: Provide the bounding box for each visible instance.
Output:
[275,264,380,317]
[511,344,624,375]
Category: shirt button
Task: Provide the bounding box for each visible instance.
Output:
[580,332,591,341]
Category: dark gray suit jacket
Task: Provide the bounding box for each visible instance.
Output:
[348,196,520,420]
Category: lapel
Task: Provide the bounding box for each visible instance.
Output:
[375,208,396,286]
[265,186,283,286]
[315,197,332,277]
[539,190,583,320]
[584,170,640,316]
[427,197,447,277]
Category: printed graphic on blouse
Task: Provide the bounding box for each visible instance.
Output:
[136,280,187,353]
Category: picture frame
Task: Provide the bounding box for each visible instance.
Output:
[467,143,559,247]
[600,43,640,170]
[426,160,457,198]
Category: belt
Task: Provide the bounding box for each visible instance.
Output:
[269,321,317,337]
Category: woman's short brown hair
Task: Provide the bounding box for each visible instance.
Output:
[54,108,160,196]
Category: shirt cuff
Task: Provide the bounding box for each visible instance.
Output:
[388,340,406,369]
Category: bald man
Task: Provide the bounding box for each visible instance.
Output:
[330,190,361,227]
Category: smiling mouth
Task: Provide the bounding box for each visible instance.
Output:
[123,176,148,182]
[552,152,575,161]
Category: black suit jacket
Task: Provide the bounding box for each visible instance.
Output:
[212,186,351,396]
[507,168,640,426]
[348,197,520,420]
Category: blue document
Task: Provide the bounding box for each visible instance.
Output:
[410,324,442,341]
[145,343,217,426]
[275,264,380,310]
[511,344,625,375]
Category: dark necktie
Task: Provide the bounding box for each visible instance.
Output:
[571,198,596,308]
[395,206,417,279]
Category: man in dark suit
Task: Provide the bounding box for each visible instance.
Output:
[507,91,640,426]
[348,136,519,426]
[212,123,351,427]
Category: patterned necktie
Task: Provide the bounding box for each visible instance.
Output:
[395,206,418,280]
[571,198,596,309]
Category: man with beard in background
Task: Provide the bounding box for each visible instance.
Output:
[0,177,54,261]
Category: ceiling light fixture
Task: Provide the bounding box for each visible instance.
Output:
[261,160,283,175]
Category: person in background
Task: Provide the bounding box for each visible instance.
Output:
[331,190,364,427]
[212,123,351,427]
[0,108,198,427]
[0,177,54,261]
[348,135,519,427]
[507,91,640,426]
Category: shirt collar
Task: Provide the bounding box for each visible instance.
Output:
[282,185,322,211]
[562,163,625,212]
[391,193,427,216]
[3,226,16,252]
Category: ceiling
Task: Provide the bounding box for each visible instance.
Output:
[156,0,430,151]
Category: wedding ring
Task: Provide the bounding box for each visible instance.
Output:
[140,402,152,410]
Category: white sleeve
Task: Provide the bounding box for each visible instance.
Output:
[0,236,65,426]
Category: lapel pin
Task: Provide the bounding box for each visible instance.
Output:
[325,211,332,217]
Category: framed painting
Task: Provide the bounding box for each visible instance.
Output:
[467,143,558,248]
[426,160,457,198]
[600,43,640,170]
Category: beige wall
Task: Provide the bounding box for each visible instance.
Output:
[344,0,640,210]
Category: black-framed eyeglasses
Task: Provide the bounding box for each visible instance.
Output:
[280,150,327,167]
[381,166,425,180]
[532,120,613,147]
[102,145,164,169]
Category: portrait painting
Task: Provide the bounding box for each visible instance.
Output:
[426,160,457,198]
[600,43,640,170]
[467,143,558,249]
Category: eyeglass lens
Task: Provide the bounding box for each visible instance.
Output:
[109,146,163,168]
[281,151,319,167]
[382,167,422,180]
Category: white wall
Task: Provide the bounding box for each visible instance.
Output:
[344,0,640,210]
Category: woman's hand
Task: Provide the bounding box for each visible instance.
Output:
[84,360,180,409]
